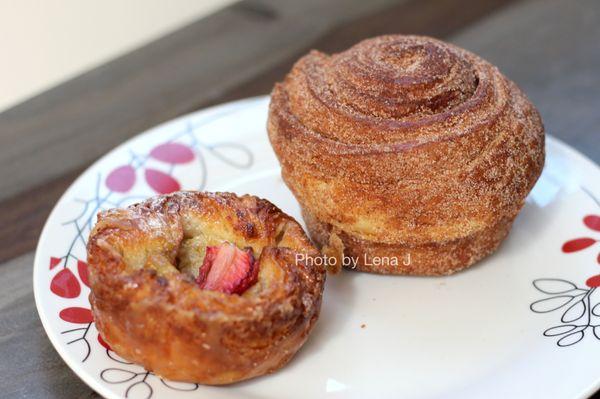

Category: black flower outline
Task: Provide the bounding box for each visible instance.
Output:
[100,362,200,398]
[531,278,599,347]
[61,322,92,362]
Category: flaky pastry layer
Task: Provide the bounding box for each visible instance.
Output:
[87,191,325,384]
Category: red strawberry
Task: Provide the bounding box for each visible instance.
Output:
[196,243,258,295]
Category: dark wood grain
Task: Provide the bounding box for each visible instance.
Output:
[1,0,599,397]
[451,0,600,160]
[219,0,519,101]
[0,254,100,398]
[0,169,83,264]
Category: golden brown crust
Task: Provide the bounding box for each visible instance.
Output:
[267,35,545,275]
[303,209,513,275]
[87,191,325,384]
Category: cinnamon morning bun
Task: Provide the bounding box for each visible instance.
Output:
[268,35,545,275]
[87,192,325,384]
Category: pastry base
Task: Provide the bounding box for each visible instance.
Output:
[303,209,514,276]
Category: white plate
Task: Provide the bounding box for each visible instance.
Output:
[34,96,600,399]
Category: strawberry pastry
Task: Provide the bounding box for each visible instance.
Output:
[87,191,325,384]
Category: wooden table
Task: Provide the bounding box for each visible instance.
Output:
[1,0,598,397]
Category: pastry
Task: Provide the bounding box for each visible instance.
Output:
[87,191,325,384]
[267,35,545,275]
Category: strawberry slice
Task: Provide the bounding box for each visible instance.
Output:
[196,242,258,295]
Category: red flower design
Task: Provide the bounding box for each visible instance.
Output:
[98,334,112,351]
[78,260,90,288]
[562,238,596,253]
[586,275,600,288]
[562,215,600,288]
[51,268,81,298]
[583,215,600,232]
[150,143,194,164]
[562,215,600,259]
[144,168,181,194]
[106,165,136,193]
[59,307,93,324]
[49,257,61,270]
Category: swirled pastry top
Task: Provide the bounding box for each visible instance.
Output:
[268,34,545,248]
[280,34,525,147]
[270,34,544,190]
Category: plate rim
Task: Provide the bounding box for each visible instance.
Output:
[32,95,600,399]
